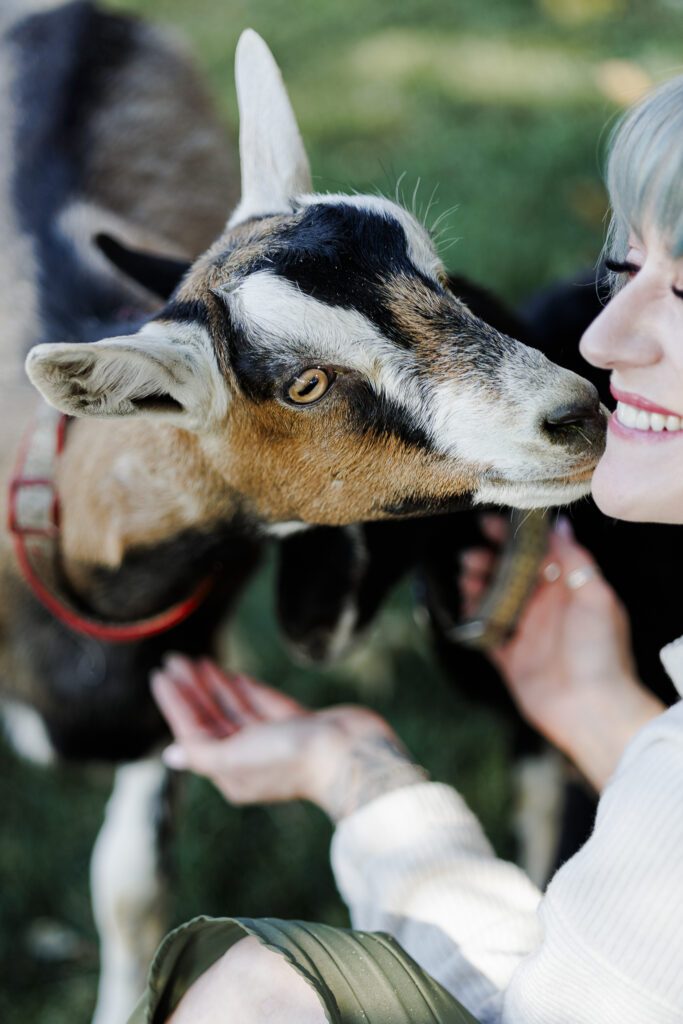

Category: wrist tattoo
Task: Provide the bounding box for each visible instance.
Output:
[325,735,428,822]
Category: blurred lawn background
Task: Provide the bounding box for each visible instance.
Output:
[1,0,682,1020]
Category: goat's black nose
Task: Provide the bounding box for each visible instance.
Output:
[543,388,604,438]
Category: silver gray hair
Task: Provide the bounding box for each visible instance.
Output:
[605,73,683,273]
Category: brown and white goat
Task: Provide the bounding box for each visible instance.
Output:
[1,8,605,1022]
[26,32,605,532]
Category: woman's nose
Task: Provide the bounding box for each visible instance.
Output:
[579,284,660,371]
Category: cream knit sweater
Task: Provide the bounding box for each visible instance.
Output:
[331,637,683,1023]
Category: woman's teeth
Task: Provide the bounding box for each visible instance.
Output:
[616,401,682,432]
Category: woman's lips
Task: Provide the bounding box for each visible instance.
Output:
[610,384,682,418]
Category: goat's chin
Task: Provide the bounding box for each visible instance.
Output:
[472,474,593,510]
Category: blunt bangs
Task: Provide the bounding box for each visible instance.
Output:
[606,74,683,264]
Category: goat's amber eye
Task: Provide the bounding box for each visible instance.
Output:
[287,367,332,405]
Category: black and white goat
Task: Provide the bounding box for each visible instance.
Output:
[0,5,605,1021]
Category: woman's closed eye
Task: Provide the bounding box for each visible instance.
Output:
[605,258,640,279]
[605,257,683,298]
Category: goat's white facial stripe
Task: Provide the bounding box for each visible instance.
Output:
[226,269,430,423]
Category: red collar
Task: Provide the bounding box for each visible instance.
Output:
[8,407,217,643]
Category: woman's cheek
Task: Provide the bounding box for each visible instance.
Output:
[590,432,683,524]
[590,456,631,519]
[589,436,649,521]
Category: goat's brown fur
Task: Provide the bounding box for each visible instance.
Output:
[211,396,473,524]
[54,420,232,573]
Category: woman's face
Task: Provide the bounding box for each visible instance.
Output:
[580,227,683,523]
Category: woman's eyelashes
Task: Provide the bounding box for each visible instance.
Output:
[605,258,640,279]
[605,258,683,299]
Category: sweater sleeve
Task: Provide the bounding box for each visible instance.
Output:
[499,698,683,1024]
[330,781,543,1020]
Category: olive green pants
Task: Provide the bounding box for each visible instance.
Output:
[128,916,483,1024]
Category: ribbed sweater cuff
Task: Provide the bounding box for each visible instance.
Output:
[330,782,496,910]
[332,782,493,863]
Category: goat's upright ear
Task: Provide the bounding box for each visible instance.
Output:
[25,322,229,432]
[228,29,311,228]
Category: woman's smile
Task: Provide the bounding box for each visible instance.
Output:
[609,407,683,441]
[611,384,683,421]
[610,384,683,439]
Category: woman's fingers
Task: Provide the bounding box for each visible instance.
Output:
[196,659,261,727]
[196,658,307,722]
[456,515,510,621]
[460,547,496,576]
[459,577,489,620]
[541,518,603,593]
[151,667,233,742]
[223,673,307,721]
[458,515,601,627]
[162,655,236,737]
[494,518,609,663]
[458,546,496,618]
[152,655,309,755]
[479,513,509,546]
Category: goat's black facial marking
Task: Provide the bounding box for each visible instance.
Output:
[155,298,212,329]
[380,493,474,517]
[345,380,435,450]
[246,204,440,349]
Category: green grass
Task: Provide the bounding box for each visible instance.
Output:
[2,0,682,1020]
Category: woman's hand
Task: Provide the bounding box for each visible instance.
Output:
[460,516,664,790]
[151,656,425,821]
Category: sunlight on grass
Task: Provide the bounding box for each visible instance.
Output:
[595,59,653,106]
[349,30,656,108]
[536,0,625,26]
